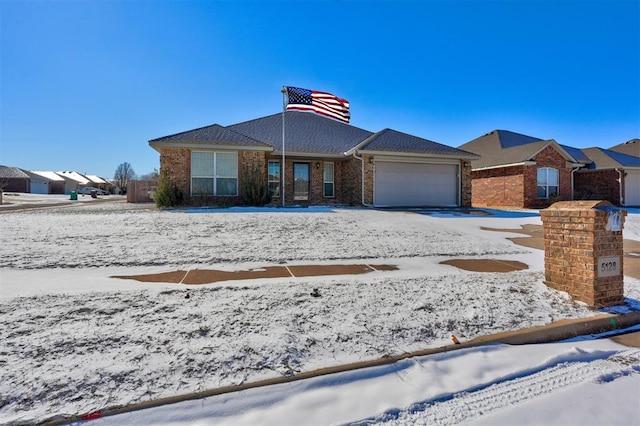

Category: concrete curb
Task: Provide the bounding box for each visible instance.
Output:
[40,311,640,426]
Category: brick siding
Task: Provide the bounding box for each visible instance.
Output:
[541,200,625,307]
[574,169,621,206]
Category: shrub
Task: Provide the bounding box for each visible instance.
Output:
[154,171,185,208]
[241,164,272,206]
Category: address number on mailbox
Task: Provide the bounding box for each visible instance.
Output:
[598,256,621,278]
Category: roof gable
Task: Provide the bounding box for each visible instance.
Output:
[357,128,479,158]
[459,130,584,169]
[228,111,374,155]
[149,124,271,149]
[0,165,30,179]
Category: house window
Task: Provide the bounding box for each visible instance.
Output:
[268,160,280,197]
[537,167,558,199]
[191,151,238,196]
[323,162,334,198]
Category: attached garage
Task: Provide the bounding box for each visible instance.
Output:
[625,170,640,206]
[374,160,459,207]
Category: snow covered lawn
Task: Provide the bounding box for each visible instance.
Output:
[0,201,638,424]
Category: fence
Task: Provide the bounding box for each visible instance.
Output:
[127,180,157,203]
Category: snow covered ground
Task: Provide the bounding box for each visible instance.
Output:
[0,199,639,425]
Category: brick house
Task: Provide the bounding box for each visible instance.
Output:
[149,111,479,207]
[575,147,640,207]
[0,165,30,193]
[458,130,640,208]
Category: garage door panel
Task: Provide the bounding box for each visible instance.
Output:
[374,162,459,207]
[625,171,640,206]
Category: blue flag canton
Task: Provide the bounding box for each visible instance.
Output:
[287,87,312,105]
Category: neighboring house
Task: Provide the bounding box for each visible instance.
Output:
[459,130,640,208]
[575,147,640,207]
[458,130,588,208]
[25,171,66,194]
[149,111,479,207]
[84,174,110,193]
[56,171,91,194]
[609,138,639,157]
[0,165,30,193]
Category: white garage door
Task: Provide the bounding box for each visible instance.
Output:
[625,170,640,206]
[374,161,459,207]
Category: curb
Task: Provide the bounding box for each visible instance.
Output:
[40,311,640,425]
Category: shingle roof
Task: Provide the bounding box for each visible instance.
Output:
[29,171,65,181]
[56,171,90,184]
[228,111,374,155]
[358,128,479,158]
[0,165,30,179]
[580,147,640,169]
[458,130,585,169]
[149,124,271,148]
[609,138,640,157]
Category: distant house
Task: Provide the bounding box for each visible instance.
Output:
[56,171,91,194]
[149,111,479,207]
[84,175,110,193]
[25,171,65,194]
[458,130,640,208]
[0,165,30,193]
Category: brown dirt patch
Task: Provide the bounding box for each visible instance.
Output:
[288,264,376,277]
[182,267,290,284]
[440,259,529,273]
[112,264,398,285]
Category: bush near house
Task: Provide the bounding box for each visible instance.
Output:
[154,171,185,208]
[240,164,272,207]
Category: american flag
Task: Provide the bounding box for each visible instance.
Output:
[285,86,350,123]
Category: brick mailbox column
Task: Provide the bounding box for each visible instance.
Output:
[540,200,626,308]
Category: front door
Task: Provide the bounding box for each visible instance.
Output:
[293,163,310,201]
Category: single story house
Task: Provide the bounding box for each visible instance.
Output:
[149,111,479,207]
[458,130,640,208]
[25,170,66,194]
[0,165,30,193]
[56,171,91,195]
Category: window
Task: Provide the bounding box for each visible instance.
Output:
[537,167,558,199]
[323,162,334,198]
[191,151,238,196]
[268,160,280,197]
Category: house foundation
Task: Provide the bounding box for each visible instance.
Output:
[540,200,626,308]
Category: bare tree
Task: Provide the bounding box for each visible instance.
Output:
[138,168,159,182]
[114,162,136,194]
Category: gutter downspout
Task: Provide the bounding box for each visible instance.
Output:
[616,168,624,206]
[571,166,581,201]
[352,152,373,207]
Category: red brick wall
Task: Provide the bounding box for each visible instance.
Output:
[460,161,473,207]
[471,166,525,207]
[541,200,625,307]
[574,169,621,206]
[159,147,190,196]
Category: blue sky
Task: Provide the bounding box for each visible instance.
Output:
[1,0,638,178]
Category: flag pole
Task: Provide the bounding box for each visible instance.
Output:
[281,87,287,207]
